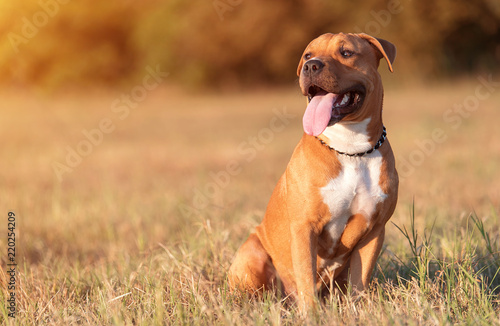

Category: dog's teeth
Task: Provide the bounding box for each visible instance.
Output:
[341,94,350,106]
[335,93,350,107]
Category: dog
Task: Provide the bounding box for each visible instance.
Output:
[228,32,398,311]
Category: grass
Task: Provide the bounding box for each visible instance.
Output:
[0,81,499,324]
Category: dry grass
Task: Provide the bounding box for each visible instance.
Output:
[0,80,499,324]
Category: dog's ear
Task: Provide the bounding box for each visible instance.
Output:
[359,34,396,72]
[297,52,305,77]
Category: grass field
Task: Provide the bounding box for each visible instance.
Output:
[0,80,499,325]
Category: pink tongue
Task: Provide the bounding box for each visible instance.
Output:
[302,92,338,136]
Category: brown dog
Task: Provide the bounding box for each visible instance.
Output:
[229,33,398,311]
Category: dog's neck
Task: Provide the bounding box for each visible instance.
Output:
[318,117,385,156]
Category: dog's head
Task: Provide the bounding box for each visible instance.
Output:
[297,33,396,136]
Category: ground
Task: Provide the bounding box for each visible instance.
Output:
[0,80,499,324]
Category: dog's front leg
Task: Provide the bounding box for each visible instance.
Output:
[290,222,318,312]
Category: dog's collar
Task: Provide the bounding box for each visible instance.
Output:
[316,126,387,157]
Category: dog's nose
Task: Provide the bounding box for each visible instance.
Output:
[303,59,324,74]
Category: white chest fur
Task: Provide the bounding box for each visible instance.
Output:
[319,119,388,250]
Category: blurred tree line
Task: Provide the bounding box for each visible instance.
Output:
[0,0,498,90]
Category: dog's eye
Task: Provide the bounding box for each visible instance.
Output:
[304,53,312,60]
[340,49,354,58]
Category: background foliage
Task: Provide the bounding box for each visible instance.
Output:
[0,0,499,90]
